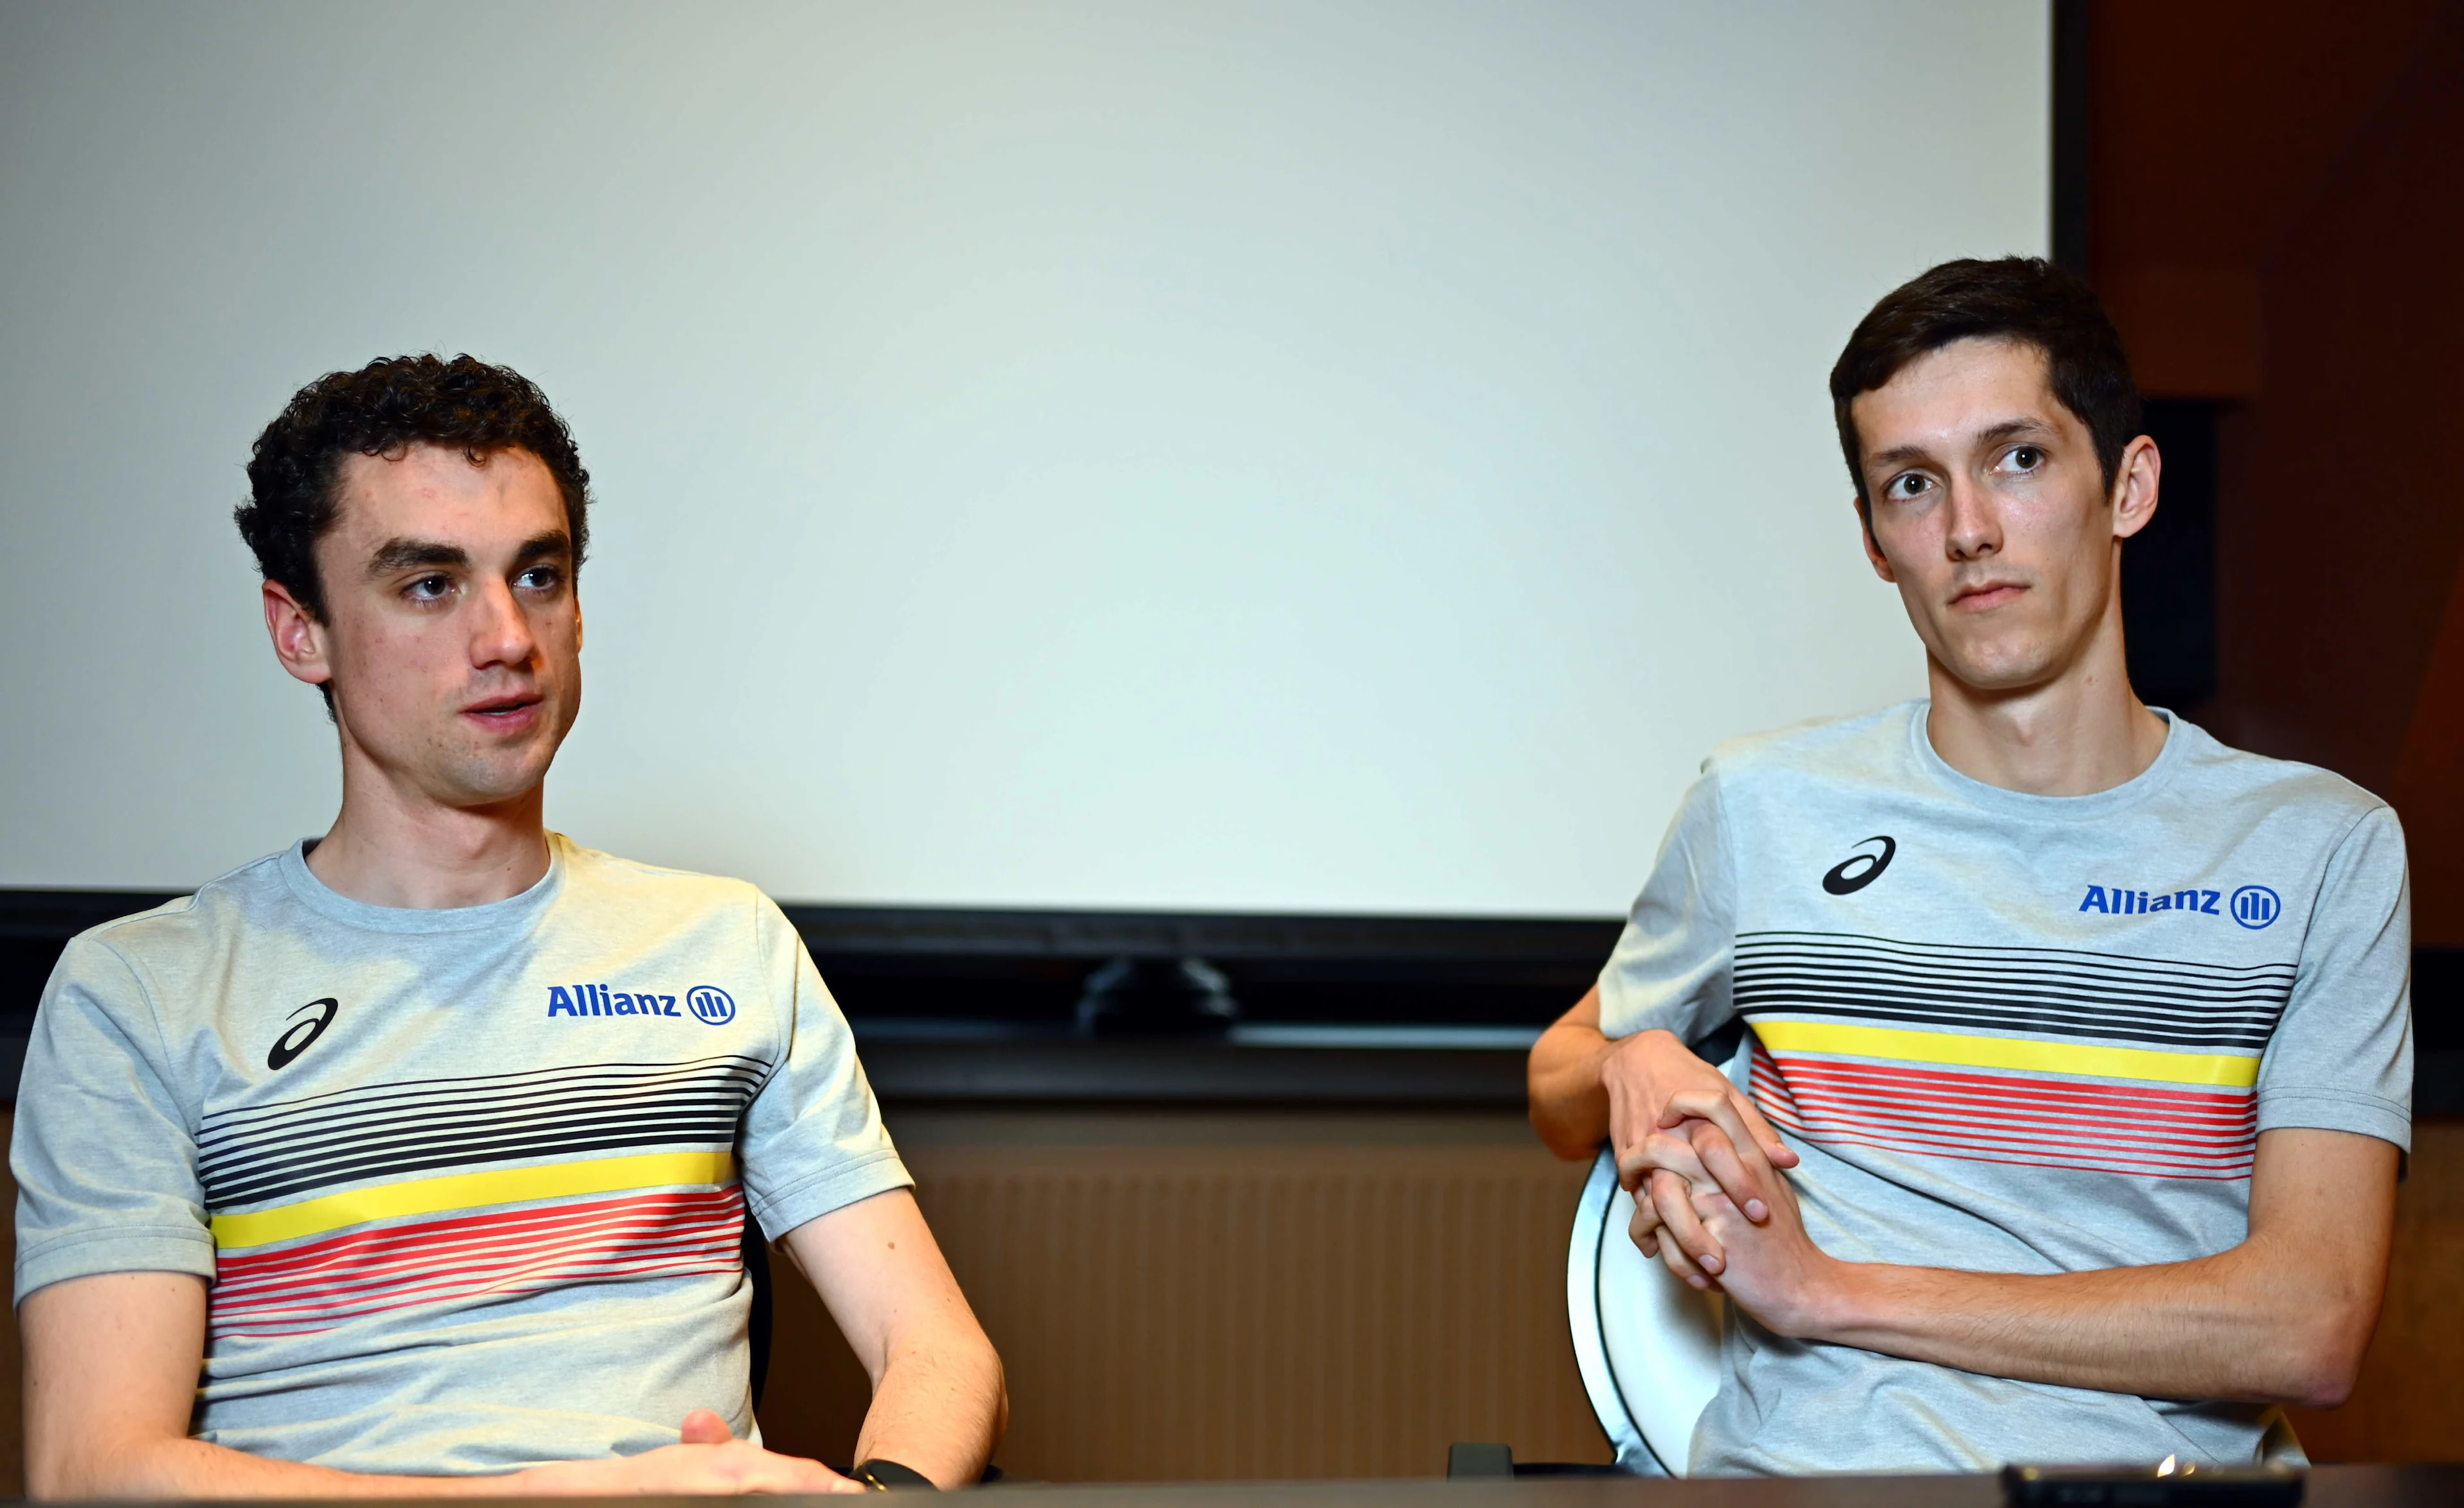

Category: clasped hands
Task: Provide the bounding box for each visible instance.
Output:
[1604,1029,1843,1337]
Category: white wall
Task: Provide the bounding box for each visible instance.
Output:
[0,1,2047,914]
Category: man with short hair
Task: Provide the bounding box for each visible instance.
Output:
[1529,258,2409,1474]
[15,355,1007,1496]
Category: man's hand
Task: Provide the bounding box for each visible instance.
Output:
[1530,986,1797,1276]
[1647,1122,1843,1335]
[1610,1032,1796,1264]
[512,1411,861,1496]
[1641,1127,2397,1409]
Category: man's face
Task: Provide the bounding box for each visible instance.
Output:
[1850,337,2153,694]
[271,443,581,809]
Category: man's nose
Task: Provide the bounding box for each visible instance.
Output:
[1941,476,2001,561]
[468,578,538,668]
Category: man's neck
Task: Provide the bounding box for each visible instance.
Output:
[306,759,551,910]
[1923,617,2169,798]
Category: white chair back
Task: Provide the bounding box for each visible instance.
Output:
[1564,1145,1725,1476]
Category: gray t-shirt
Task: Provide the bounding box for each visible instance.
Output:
[13,833,912,1475]
[1597,702,2411,1476]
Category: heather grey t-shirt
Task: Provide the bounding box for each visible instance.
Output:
[1597,703,2411,1476]
[13,834,912,1475]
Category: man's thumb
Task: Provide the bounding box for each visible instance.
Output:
[680,1409,735,1446]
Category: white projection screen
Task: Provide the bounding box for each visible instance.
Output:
[0,1,2048,916]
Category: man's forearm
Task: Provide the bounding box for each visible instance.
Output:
[850,1337,1007,1487]
[1527,1018,1614,1158]
[38,1436,509,1500]
[1800,1238,2375,1407]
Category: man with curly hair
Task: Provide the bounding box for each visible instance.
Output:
[13,356,1007,1496]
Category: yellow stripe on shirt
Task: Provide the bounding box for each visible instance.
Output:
[211,1151,737,1251]
[1750,1018,2260,1088]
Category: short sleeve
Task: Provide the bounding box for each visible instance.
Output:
[2254,805,2411,1151]
[735,899,914,1240]
[1596,767,1738,1044]
[13,935,217,1304]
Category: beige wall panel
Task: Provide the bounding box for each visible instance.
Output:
[758,1110,1611,1479]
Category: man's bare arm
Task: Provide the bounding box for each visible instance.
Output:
[1672,1127,2395,1406]
[779,1188,1007,1487]
[22,1271,856,1498]
[1528,986,1621,1158]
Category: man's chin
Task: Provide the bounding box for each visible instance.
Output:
[1933,638,2066,697]
[429,749,558,810]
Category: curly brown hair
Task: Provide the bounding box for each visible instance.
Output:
[235,354,592,624]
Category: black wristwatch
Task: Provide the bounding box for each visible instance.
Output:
[851,1459,936,1491]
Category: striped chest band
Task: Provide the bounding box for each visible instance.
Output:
[198,1056,765,1337]
[1734,932,2293,1181]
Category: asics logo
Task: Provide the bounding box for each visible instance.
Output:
[1821,836,1896,896]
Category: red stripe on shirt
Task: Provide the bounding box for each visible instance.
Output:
[1751,1047,2257,1181]
[209,1187,745,1338]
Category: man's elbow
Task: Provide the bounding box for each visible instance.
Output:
[1528,1099,1598,1162]
[2264,1304,2375,1410]
[2280,1331,2368,1410]
[1525,1036,1609,1161]
[28,1435,141,1501]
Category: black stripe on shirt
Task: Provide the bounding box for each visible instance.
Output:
[1733,932,2295,1052]
[198,1057,767,1211]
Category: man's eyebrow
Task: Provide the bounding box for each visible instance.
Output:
[509,531,573,567]
[1972,416,2062,448]
[1865,442,1936,476]
[366,538,470,577]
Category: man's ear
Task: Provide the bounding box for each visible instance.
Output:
[2110,434,2162,542]
[262,581,334,690]
[1856,497,1896,583]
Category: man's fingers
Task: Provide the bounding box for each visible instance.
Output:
[1731,1092,1801,1168]
[1660,1090,1780,1202]
[1661,1088,1774,1174]
[679,1409,733,1446]
[1623,1126,1713,1187]
[1656,1086,1799,1170]
[728,1446,858,1495]
[785,1459,863,1495]
[1646,1167,1725,1281]
[1646,1178,1717,1289]
[1684,1122,1774,1223]
[1614,1127,1704,1200]
[1628,1182,1666,1241]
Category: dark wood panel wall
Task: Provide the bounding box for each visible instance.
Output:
[2086,0,2464,943]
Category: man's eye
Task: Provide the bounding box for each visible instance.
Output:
[407,575,452,601]
[2006,445,2043,472]
[1887,474,1931,500]
[517,567,561,591]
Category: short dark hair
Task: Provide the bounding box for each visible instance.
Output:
[235,354,592,624]
[1829,257,2141,518]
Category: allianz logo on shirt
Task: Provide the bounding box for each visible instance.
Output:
[2078,884,2281,929]
[546,983,738,1024]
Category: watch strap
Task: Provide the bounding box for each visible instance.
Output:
[852,1458,936,1491]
